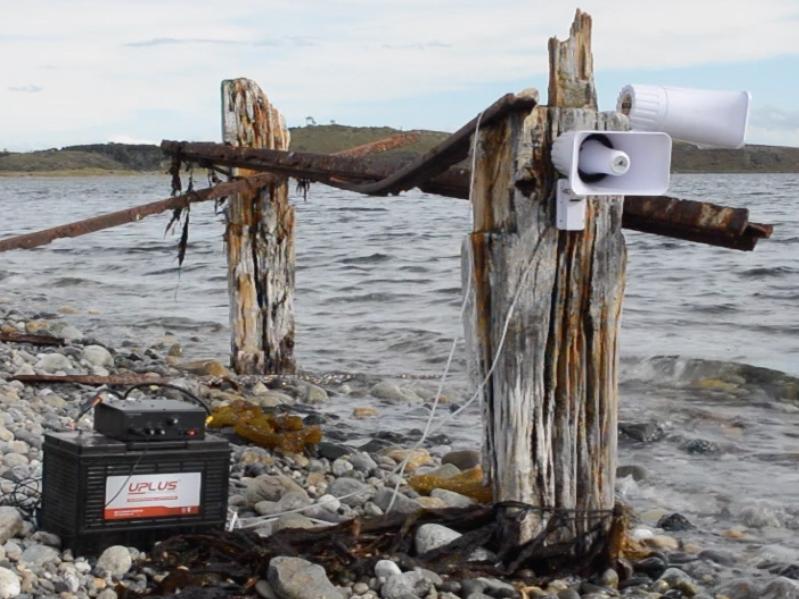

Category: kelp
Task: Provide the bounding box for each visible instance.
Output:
[207,399,321,453]
[409,466,493,504]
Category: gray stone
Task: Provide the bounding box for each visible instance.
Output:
[274,514,317,532]
[2,453,28,468]
[425,463,462,479]
[698,548,736,566]
[256,491,311,517]
[82,345,113,367]
[620,422,665,443]
[441,450,480,471]
[616,465,648,481]
[0,507,22,544]
[97,590,118,599]
[598,568,619,590]
[382,571,431,599]
[19,543,59,567]
[3,541,21,561]
[328,477,373,506]
[256,578,280,599]
[95,545,132,578]
[373,488,421,515]
[302,383,329,404]
[415,523,460,555]
[374,559,402,580]
[268,556,344,599]
[718,579,758,599]
[761,578,799,599]
[30,531,60,547]
[430,489,475,508]
[349,452,378,474]
[0,567,20,599]
[246,474,308,506]
[370,382,421,403]
[331,457,354,477]
[658,567,699,596]
[34,353,73,373]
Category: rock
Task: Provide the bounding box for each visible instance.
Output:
[658,567,699,596]
[353,407,378,418]
[634,556,668,579]
[680,438,720,454]
[697,549,736,566]
[373,488,421,515]
[761,578,799,599]
[250,391,295,408]
[3,453,28,468]
[256,491,312,516]
[415,523,461,555]
[274,514,317,532]
[19,543,60,567]
[331,457,354,477]
[718,579,759,599]
[0,507,23,543]
[246,474,308,505]
[370,382,421,403]
[739,504,783,528]
[646,534,679,551]
[349,452,378,474]
[476,576,517,597]
[256,579,280,599]
[0,567,20,599]
[316,442,353,461]
[374,559,402,580]
[616,465,648,481]
[30,531,60,547]
[385,448,433,471]
[598,568,619,589]
[175,359,230,378]
[82,345,113,367]
[328,478,374,506]
[430,489,476,508]
[619,422,665,443]
[382,571,432,599]
[658,513,695,531]
[301,383,329,404]
[97,590,118,599]
[268,556,344,599]
[441,449,481,471]
[416,496,447,509]
[50,323,83,341]
[95,545,133,578]
[35,352,73,373]
[167,343,183,357]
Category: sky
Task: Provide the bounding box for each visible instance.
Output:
[2,0,798,151]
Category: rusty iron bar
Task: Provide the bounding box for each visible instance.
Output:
[0,332,65,346]
[10,373,167,386]
[0,174,276,253]
[163,141,773,251]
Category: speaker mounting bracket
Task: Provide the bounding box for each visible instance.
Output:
[556,179,586,231]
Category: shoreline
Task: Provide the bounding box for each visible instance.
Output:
[1,310,798,598]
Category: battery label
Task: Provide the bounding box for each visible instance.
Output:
[104,472,202,520]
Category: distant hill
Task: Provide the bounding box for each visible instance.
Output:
[1,126,797,174]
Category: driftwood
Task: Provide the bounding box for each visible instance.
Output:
[463,10,622,547]
[11,373,166,386]
[222,79,296,375]
[0,332,64,346]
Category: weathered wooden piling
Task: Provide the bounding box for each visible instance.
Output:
[221,79,296,375]
[463,10,624,547]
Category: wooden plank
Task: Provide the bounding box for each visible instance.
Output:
[464,9,623,548]
[222,79,295,374]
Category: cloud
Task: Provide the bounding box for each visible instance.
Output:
[8,84,43,93]
[381,41,451,50]
[125,37,242,47]
[108,134,157,145]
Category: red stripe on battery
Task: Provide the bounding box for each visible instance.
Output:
[104,505,200,520]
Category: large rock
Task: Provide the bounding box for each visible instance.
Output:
[328,477,374,506]
[430,489,475,508]
[370,382,422,403]
[415,523,461,555]
[35,353,73,373]
[0,567,20,599]
[441,450,480,471]
[0,507,23,543]
[373,488,421,515]
[382,571,432,599]
[246,474,308,506]
[95,545,133,578]
[268,556,344,599]
[19,543,60,567]
[82,345,113,367]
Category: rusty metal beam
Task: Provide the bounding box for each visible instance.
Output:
[163,140,773,251]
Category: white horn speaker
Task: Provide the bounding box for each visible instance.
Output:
[551,130,672,196]
[618,84,751,149]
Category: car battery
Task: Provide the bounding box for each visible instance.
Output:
[40,431,230,555]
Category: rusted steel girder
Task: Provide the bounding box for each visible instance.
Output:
[163,141,773,251]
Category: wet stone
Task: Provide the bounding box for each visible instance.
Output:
[619,422,665,443]
[680,438,720,455]
[658,512,695,531]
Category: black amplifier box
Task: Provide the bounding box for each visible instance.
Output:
[40,431,230,554]
[94,399,206,442]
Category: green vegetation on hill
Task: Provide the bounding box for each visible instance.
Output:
[1,126,797,175]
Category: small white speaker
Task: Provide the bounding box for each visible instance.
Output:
[618,84,751,149]
[551,130,672,196]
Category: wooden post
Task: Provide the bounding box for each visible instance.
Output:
[464,10,626,548]
[222,79,296,374]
